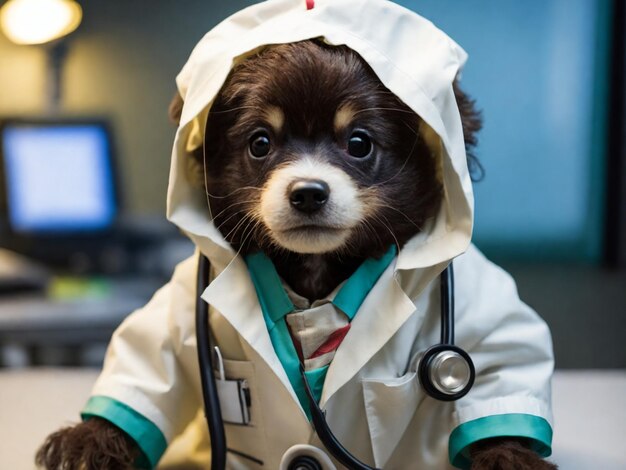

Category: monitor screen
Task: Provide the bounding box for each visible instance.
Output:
[1,123,117,233]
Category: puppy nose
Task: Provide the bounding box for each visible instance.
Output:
[289,180,330,214]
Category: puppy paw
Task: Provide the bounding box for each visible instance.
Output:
[470,438,557,470]
[36,417,140,470]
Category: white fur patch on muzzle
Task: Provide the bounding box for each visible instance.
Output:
[259,158,365,254]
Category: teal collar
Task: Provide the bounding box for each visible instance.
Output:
[245,246,397,419]
[246,244,397,323]
[244,252,293,325]
[332,245,397,319]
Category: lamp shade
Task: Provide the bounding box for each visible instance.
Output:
[0,0,82,45]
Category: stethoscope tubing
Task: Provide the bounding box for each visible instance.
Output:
[440,262,454,345]
[196,255,228,470]
[301,364,380,470]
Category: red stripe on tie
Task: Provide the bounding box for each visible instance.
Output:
[306,0,315,10]
[309,324,351,359]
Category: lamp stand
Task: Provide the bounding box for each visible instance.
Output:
[45,40,68,113]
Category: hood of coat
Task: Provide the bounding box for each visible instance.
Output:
[167,0,473,281]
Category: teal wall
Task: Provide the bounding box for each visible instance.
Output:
[399,0,612,262]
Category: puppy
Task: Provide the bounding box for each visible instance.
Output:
[201,40,444,300]
[37,40,555,469]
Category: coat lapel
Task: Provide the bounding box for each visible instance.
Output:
[321,263,413,407]
[200,256,308,420]
[320,261,445,407]
[321,261,444,468]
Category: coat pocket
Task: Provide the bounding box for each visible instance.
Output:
[214,358,266,468]
[361,371,424,468]
[215,358,256,426]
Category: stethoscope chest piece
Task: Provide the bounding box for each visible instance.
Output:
[280,444,337,470]
[418,344,475,402]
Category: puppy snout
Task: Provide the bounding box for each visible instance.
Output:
[288,179,330,214]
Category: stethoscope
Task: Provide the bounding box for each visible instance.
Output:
[195,254,475,470]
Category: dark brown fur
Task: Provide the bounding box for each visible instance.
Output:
[201,40,444,298]
[470,439,558,470]
[37,41,555,470]
[36,417,138,469]
[454,80,484,181]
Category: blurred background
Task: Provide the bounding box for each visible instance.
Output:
[0,1,624,468]
[1,0,624,370]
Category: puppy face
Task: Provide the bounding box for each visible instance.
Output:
[201,40,443,258]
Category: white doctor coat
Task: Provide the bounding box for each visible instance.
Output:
[82,1,554,469]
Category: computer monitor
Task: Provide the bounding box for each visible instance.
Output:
[0,120,118,235]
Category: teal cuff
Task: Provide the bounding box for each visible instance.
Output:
[81,395,167,469]
[449,413,553,470]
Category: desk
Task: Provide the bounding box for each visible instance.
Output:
[0,369,624,470]
[0,277,163,366]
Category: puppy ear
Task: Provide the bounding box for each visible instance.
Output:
[168,91,184,125]
[453,79,484,181]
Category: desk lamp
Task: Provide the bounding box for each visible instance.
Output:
[0,0,83,111]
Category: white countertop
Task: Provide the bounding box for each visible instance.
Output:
[0,369,624,469]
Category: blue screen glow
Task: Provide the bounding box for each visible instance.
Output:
[2,124,117,233]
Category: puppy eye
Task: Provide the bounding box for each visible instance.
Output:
[347,131,372,158]
[249,131,271,159]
